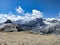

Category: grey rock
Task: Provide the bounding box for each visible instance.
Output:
[0,23,17,32]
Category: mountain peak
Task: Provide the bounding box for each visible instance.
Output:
[4,19,12,24]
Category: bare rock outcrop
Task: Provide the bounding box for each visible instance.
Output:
[0,23,17,32]
[0,19,24,32]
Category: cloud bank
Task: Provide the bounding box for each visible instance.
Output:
[0,6,43,23]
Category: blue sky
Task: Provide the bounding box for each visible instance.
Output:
[0,0,60,18]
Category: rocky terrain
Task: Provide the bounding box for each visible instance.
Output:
[12,18,60,35]
[0,18,60,35]
[0,20,24,32]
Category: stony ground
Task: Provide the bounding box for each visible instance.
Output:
[0,32,60,45]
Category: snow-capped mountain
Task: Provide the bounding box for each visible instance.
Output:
[13,18,60,35]
[0,17,60,35]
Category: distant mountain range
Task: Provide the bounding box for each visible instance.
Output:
[0,18,60,35]
[12,18,60,35]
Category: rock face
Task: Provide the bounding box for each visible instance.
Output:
[19,18,45,31]
[0,23,17,32]
[0,20,24,32]
[46,22,60,35]
[35,20,60,35]
[14,18,60,35]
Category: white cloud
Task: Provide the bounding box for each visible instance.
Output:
[59,12,60,17]
[0,14,24,23]
[16,6,24,14]
[31,9,43,19]
[46,18,56,21]
[20,9,43,21]
[15,6,43,21]
[0,6,43,23]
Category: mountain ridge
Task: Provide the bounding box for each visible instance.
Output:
[0,18,60,35]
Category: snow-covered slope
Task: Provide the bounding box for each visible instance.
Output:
[0,16,60,35]
[12,18,60,34]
